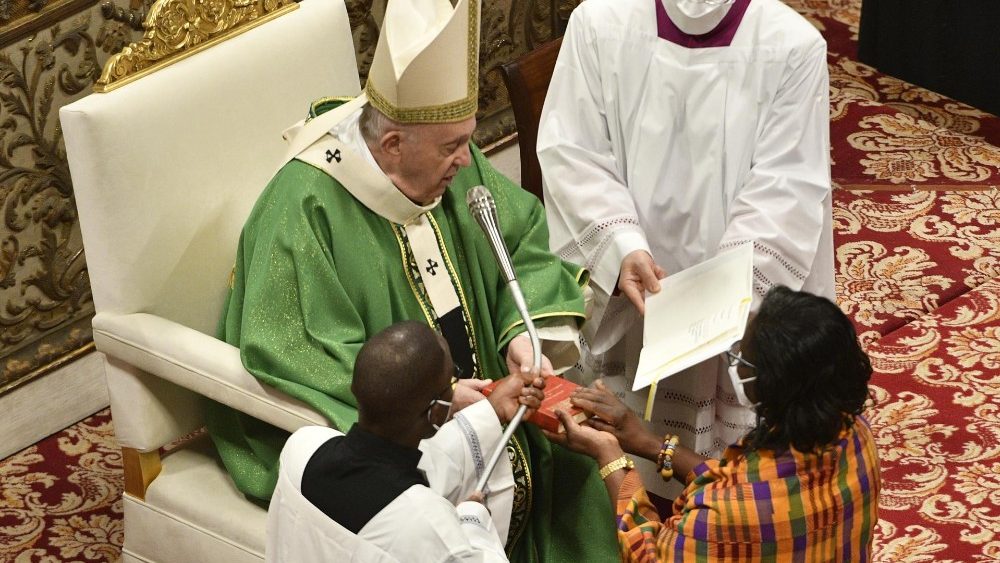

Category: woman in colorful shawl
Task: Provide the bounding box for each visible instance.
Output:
[549,286,880,561]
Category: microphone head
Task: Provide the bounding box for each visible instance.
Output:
[465,184,517,283]
[466,185,495,216]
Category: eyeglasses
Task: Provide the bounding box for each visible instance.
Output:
[725,348,756,370]
[424,378,455,413]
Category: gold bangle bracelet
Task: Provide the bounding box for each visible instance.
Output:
[598,455,635,480]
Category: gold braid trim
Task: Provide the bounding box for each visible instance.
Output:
[505,434,532,552]
[499,311,587,346]
[364,0,479,123]
[427,214,485,379]
[393,225,437,328]
[366,81,478,124]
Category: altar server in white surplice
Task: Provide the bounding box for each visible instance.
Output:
[266,322,546,562]
[537,0,835,497]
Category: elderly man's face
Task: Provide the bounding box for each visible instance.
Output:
[393,116,476,205]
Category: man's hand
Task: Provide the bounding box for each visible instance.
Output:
[486,373,546,424]
[544,409,623,467]
[572,380,662,462]
[505,334,555,378]
[450,378,490,416]
[617,250,666,315]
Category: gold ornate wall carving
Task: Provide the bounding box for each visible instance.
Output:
[0,3,136,395]
[95,0,296,91]
[474,0,560,146]
[343,0,382,87]
[0,0,97,48]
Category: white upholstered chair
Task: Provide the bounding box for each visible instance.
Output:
[61,0,360,560]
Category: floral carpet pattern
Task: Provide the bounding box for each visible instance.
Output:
[864,281,1000,561]
[0,410,123,562]
[828,53,1000,147]
[832,104,1000,189]
[834,189,1000,337]
[789,0,1000,559]
[2,1,1000,562]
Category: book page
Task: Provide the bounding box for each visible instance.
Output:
[632,243,754,391]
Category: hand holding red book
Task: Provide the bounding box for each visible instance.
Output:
[482,376,588,434]
[480,373,546,424]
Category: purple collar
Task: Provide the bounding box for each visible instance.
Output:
[655,0,752,48]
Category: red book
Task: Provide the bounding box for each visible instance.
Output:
[482,376,588,433]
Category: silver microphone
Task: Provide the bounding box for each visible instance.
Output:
[466,185,541,493]
[467,186,517,284]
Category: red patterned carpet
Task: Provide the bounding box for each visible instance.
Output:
[793,0,1000,559]
[0,410,123,562]
[3,1,1000,561]
[864,281,1000,561]
[834,189,1000,338]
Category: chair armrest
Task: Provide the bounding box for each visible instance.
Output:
[93,312,327,435]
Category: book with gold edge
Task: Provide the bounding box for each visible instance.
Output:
[482,376,587,433]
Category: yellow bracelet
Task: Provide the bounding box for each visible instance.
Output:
[598,455,635,480]
[659,434,680,481]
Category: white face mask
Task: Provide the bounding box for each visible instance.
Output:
[727,364,759,408]
[426,398,452,431]
[662,0,734,35]
[676,0,732,17]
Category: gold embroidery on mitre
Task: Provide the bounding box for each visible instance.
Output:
[364,0,480,124]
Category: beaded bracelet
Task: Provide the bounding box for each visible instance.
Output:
[655,433,676,469]
[657,434,680,481]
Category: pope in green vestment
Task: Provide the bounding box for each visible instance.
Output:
[205,98,619,561]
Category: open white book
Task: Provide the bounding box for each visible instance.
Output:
[633,243,754,392]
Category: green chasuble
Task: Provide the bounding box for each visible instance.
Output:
[205,101,618,561]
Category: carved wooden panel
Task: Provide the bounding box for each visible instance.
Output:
[343,0,382,87]
[474,0,561,146]
[1,0,96,48]
[0,5,136,395]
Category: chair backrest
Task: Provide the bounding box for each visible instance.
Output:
[61,0,361,335]
[499,38,563,202]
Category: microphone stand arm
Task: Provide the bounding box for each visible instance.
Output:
[466,186,542,494]
[475,280,540,493]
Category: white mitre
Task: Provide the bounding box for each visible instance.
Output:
[365,0,480,124]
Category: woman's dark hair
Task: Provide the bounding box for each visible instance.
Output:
[744,286,872,453]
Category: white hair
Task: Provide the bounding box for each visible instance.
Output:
[359,104,408,146]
